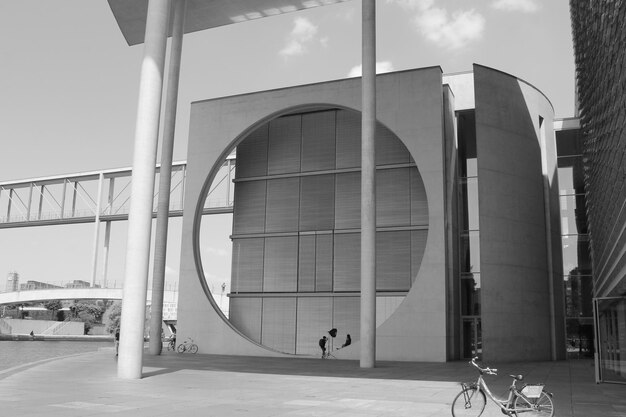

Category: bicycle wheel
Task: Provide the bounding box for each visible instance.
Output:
[451,387,486,417]
[189,344,198,354]
[513,392,554,417]
[177,344,186,353]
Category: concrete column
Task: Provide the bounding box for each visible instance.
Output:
[102,221,112,288]
[91,173,104,287]
[149,0,186,356]
[118,0,170,380]
[360,0,376,369]
[102,178,115,288]
[539,117,557,361]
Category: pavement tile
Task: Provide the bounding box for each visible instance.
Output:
[0,349,623,417]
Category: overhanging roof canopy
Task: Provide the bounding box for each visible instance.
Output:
[108,0,352,46]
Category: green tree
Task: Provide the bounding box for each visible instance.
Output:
[69,301,105,334]
[103,301,122,333]
[43,300,63,321]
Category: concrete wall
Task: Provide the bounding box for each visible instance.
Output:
[0,318,84,335]
[474,64,564,361]
[177,67,449,361]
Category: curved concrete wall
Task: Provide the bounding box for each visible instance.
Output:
[178,67,449,361]
[474,64,564,361]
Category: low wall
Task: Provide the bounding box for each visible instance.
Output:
[0,318,84,335]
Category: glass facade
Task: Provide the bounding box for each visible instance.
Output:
[457,111,481,358]
[595,298,626,384]
[228,108,429,355]
[556,130,594,359]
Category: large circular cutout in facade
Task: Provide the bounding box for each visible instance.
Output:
[199,107,428,356]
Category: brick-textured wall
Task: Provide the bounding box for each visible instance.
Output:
[570,0,626,296]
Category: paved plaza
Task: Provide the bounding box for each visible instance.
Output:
[0,349,624,416]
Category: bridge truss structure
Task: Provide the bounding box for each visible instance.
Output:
[0,156,235,288]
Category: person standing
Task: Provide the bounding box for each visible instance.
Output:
[115,329,120,356]
[319,336,327,358]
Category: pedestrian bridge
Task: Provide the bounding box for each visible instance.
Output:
[0,287,178,311]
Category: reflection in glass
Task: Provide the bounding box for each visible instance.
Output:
[462,318,482,359]
[460,231,480,273]
[596,298,626,383]
[461,273,481,316]
[460,177,479,231]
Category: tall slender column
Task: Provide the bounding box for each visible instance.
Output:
[118,0,170,380]
[91,173,104,287]
[360,0,377,369]
[102,221,112,288]
[102,178,115,288]
[149,0,186,356]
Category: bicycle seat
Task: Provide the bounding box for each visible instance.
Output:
[509,374,524,381]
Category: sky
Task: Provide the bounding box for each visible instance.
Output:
[0,0,576,299]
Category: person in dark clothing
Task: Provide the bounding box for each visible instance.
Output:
[115,329,120,356]
[342,334,351,348]
[319,336,327,358]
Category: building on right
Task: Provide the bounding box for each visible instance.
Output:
[570,0,626,383]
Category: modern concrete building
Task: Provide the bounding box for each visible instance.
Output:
[570,0,626,383]
[176,64,569,363]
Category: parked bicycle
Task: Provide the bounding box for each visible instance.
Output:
[177,337,198,354]
[451,357,554,417]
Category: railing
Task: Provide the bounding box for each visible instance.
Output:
[0,157,236,228]
[0,280,179,294]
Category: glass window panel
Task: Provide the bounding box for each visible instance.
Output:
[296,297,333,355]
[334,233,360,291]
[263,237,298,292]
[460,231,480,273]
[560,195,579,235]
[301,110,336,172]
[265,177,300,232]
[261,298,297,354]
[558,166,575,195]
[299,174,335,231]
[596,298,626,383]
[461,275,481,316]
[235,124,268,179]
[562,234,592,275]
[267,115,301,175]
[564,274,594,318]
[460,178,479,231]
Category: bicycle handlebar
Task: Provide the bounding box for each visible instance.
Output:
[470,357,498,375]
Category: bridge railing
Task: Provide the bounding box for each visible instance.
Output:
[0,156,235,228]
[0,280,179,294]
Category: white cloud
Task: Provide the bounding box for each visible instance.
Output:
[387,0,485,50]
[414,7,485,50]
[491,0,540,13]
[386,0,434,11]
[203,246,229,257]
[347,61,395,78]
[279,17,319,58]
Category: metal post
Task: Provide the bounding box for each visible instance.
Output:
[7,189,13,220]
[118,0,170,380]
[61,180,67,219]
[27,183,33,221]
[38,185,44,220]
[91,173,104,287]
[149,0,186,356]
[101,178,115,288]
[72,181,78,217]
[360,0,377,369]
[102,221,112,289]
